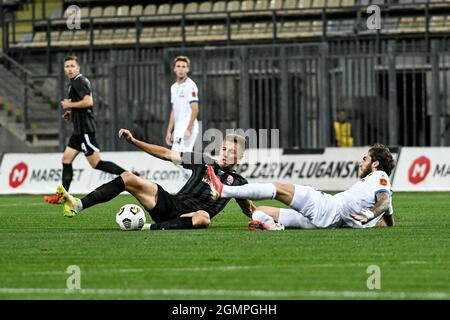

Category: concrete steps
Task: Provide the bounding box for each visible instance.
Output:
[0,63,59,151]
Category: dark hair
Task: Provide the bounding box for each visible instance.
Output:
[369,143,395,176]
[64,55,80,65]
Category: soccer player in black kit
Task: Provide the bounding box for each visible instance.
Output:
[44,56,130,204]
[56,129,255,230]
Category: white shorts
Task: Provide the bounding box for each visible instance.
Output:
[278,208,317,229]
[172,127,199,152]
[289,185,343,228]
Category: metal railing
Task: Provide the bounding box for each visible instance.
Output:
[0,51,33,129]
[53,39,450,151]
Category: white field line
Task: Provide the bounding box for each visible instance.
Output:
[22,266,255,276]
[19,261,434,276]
[0,287,449,299]
[400,261,430,265]
[0,203,44,207]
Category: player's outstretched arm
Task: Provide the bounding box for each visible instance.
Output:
[118,128,182,164]
[351,191,391,224]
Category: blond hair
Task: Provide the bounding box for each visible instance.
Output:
[173,55,190,67]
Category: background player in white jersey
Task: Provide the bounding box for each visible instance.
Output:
[207,143,396,230]
[165,56,199,181]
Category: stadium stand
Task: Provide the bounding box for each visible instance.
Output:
[2,0,450,150]
[5,0,449,50]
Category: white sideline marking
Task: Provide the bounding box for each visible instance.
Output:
[0,203,43,207]
[0,287,449,299]
[22,266,254,276]
[21,261,436,276]
[400,261,430,265]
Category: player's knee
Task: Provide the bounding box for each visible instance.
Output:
[89,160,99,169]
[273,183,295,200]
[193,210,210,228]
[120,171,138,186]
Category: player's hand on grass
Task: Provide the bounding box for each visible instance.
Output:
[165,132,172,146]
[62,111,72,121]
[118,128,133,143]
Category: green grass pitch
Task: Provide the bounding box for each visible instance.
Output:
[0,192,449,300]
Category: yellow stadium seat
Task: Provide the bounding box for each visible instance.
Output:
[210,1,227,18]
[298,0,312,9]
[172,3,185,14]
[90,6,103,18]
[430,15,446,32]
[209,25,227,41]
[94,29,114,45]
[27,31,46,47]
[102,6,116,17]
[283,0,298,9]
[212,1,226,12]
[71,30,89,46]
[130,5,143,16]
[199,1,213,13]
[313,0,327,8]
[56,30,74,46]
[340,0,355,6]
[269,0,283,9]
[227,0,241,11]
[116,5,129,17]
[185,2,199,14]
[186,25,210,42]
[143,4,157,16]
[140,27,155,43]
[157,4,171,15]
[234,23,254,40]
[255,0,270,10]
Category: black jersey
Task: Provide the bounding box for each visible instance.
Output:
[68,74,96,134]
[174,152,248,219]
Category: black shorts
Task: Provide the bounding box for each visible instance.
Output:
[68,133,100,156]
[147,184,184,223]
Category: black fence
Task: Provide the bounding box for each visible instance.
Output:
[54,39,450,151]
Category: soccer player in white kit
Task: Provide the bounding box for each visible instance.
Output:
[165,56,200,181]
[207,143,396,230]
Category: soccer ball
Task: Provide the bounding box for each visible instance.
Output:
[115,204,146,231]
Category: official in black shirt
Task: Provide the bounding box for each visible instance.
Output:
[44,56,129,204]
[64,131,255,230]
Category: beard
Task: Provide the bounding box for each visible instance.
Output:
[359,165,373,179]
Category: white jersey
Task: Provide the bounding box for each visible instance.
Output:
[334,170,392,228]
[170,77,199,137]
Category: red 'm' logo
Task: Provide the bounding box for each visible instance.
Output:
[9,162,28,188]
[408,156,430,185]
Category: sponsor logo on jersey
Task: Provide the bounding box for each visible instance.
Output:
[192,91,196,98]
[379,178,388,186]
[226,175,234,185]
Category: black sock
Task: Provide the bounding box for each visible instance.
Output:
[150,217,194,230]
[62,163,73,191]
[95,160,126,175]
[81,176,125,210]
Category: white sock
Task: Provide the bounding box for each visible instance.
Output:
[252,210,275,224]
[76,199,83,212]
[221,183,277,200]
